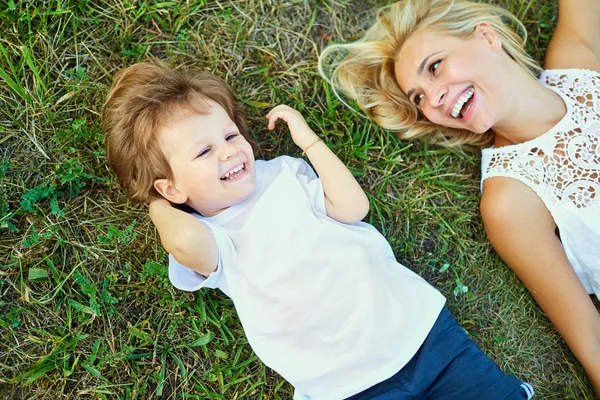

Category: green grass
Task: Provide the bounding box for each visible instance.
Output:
[0,0,595,399]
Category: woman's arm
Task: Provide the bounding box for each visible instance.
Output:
[482,177,600,394]
[545,0,600,72]
[266,105,370,224]
[149,198,218,276]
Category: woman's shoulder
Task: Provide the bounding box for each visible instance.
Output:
[480,177,547,226]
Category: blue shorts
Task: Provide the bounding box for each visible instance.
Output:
[348,307,534,400]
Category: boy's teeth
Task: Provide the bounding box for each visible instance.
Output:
[222,164,244,179]
[451,87,475,118]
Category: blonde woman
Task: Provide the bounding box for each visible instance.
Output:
[319,0,600,394]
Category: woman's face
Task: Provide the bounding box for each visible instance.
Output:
[395,25,508,134]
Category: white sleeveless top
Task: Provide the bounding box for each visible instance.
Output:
[481,69,600,297]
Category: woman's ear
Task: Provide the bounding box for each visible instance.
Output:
[475,23,502,52]
[153,178,188,204]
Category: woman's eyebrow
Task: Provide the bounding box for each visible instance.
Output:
[406,51,443,98]
[417,51,442,75]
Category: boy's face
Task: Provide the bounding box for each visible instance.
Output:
[156,101,256,216]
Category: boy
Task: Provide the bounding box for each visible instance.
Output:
[103,61,534,400]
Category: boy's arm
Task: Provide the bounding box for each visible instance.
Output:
[149,199,218,276]
[266,105,370,224]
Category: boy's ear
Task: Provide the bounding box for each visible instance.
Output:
[475,23,502,52]
[153,178,188,204]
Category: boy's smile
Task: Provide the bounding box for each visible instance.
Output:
[155,100,256,216]
[220,162,249,181]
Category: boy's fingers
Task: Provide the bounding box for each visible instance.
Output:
[267,104,291,116]
[266,106,277,118]
[267,112,293,130]
[267,113,281,130]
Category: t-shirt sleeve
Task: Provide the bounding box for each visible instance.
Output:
[167,218,228,293]
[278,155,326,214]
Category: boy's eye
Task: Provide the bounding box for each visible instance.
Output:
[429,59,441,74]
[414,93,424,106]
[226,133,239,141]
[197,148,211,158]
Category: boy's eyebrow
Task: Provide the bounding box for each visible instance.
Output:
[188,138,208,155]
[187,122,239,156]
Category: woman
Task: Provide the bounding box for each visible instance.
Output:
[319,0,600,393]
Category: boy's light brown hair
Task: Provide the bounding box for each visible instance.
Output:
[102,61,249,204]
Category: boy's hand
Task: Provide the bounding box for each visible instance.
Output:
[148,197,218,276]
[267,105,369,224]
[266,105,319,151]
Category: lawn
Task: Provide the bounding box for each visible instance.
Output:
[0,0,595,399]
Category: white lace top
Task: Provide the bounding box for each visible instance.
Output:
[481,69,600,297]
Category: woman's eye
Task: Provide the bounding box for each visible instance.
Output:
[429,60,441,74]
[226,133,238,141]
[414,93,424,106]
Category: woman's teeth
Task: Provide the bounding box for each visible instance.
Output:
[221,164,245,180]
[451,87,474,118]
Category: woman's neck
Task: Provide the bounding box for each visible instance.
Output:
[492,68,566,148]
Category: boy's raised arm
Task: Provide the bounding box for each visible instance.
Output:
[267,105,370,224]
[149,199,218,276]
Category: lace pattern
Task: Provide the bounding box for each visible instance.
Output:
[482,70,600,210]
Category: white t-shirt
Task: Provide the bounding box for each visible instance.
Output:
[169,156,446,400]
[481,69,600,297]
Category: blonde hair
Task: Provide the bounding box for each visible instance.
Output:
[319,0,542,148]
[102,62,249,204]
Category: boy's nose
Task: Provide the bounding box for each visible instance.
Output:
[220,145,240,161]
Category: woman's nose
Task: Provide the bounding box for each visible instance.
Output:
[427,86,447,108]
